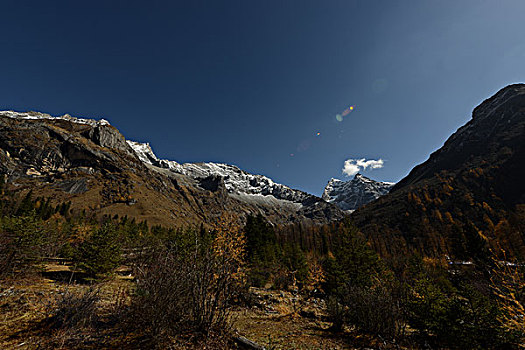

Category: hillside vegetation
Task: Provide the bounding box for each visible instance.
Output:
[353,85,525,260]
[2,85,525,348]
[0,182,524,348]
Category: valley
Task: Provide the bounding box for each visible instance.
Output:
[1,85,524,349]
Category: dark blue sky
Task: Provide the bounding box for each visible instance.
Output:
[2,1,525,195]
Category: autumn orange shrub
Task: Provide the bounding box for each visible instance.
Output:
[491,250,525,347]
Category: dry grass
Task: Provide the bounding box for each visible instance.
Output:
[1,270,405,349]
[0,272,135,349]
[233,288,355,350]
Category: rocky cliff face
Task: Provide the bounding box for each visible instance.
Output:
[127,141,312,202]
[0,110,344,227]
[125,140,343,223]
[0,111,137,178]
[351,84,525,259]
[322,174,394,211]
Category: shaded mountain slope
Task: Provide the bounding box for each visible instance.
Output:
[352,84,525,259]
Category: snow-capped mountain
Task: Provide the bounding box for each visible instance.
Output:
[322,174,395,211]
[0,110,344,227]
[0,111,374,212]
[1,110,110,127]
[127,140,311,203]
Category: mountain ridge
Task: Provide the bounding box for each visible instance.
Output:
[351,84,525,259]
[0,110,344,227]
[126,140,314,203]
[322,174,394,211]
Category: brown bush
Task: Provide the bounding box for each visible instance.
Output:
[491,251,525,346]
[129,224,245,346]
[46,286,100,330]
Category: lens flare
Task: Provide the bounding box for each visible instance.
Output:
[287,104,356,157]
[341,105,355,117]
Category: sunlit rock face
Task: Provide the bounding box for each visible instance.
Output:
[126,140,344,222]
[0,110,344,227]
[322,174,394,211]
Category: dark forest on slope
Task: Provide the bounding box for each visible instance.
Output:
[352,84,525,260]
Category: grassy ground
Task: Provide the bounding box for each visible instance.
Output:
[1,265,394,349]
[0,264,138,349]
[233,309,348,349]
[231,288,397,350]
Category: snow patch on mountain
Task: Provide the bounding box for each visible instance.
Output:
[1,110,110,127]
[127,140,312,203]
[323,174,394,211]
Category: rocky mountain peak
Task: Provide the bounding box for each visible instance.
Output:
[322,174,394,211]
[126,140,322,205]
[0,110,344,227]
[2,110,110,127]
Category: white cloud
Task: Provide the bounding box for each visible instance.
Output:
[342,158,384,176]
[342,162,361,176]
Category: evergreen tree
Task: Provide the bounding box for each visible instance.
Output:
[76,223,122,279]
[323,223,381,294]
[245,214,279,264]
[16,190,34,216]
[244,215,280,286]
[282,242,308,284]
[0,212,47,275]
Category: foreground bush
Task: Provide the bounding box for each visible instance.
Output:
[46,287,100,330]
[407,276,508,348]
[344,279,405,338]
[129,223,245,346]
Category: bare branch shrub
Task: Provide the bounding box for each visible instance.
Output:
[342,279,405,339]
[46,286,100,330]
[491,251,525,346]
[129,221,245,346]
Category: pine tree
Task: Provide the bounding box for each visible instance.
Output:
[76,223,121,279]
[244,214,281,286]
[323,223,381,294]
